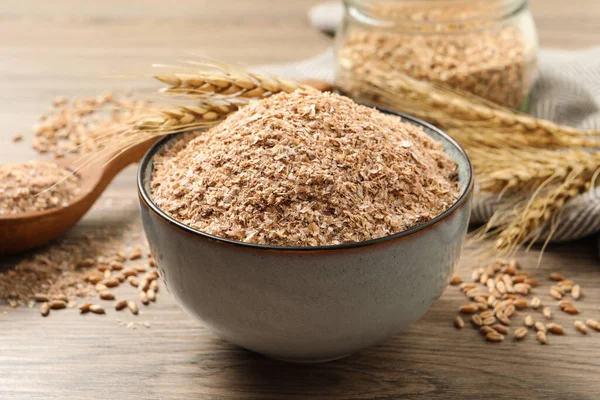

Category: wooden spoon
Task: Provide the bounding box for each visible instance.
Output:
[0,136,159,255]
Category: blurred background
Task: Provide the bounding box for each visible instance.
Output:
[1,0,598,165]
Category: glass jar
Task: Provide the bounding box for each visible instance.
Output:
[335,0,538,109]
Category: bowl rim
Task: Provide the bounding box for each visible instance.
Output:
[137,109,473,252]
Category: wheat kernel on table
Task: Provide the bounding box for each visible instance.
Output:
[514,327,528,340]
[536,331,548,344]
[546,323,565,335]
[127,301,139,315]
[89,305,105,314]
[574,321,588,334]
[115,299,127,311]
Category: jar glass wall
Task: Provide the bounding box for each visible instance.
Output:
[335,0,538,109]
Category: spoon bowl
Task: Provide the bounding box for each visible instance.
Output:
[0,137,159,255]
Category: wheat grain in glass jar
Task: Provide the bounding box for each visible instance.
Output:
[335,0,538,109]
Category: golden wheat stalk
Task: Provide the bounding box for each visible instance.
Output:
[154,62,317,101]
[470,149,600,194]
[484,167,598,255]
[341,70,599,139]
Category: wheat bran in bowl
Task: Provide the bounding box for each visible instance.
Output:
[139,90,472,362]
[0,161,81,215]
[150,91,459,247]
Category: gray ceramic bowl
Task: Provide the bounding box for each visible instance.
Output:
[138,111,473,363]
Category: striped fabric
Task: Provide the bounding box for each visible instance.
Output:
[263,48,600,242]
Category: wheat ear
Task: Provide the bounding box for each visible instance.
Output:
[340,70,599,139]
[470,149,600,194]
[488,167,598,255]
[154,62,317,101]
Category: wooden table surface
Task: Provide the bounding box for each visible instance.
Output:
[1,1,600,399]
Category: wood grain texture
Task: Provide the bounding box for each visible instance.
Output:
[1,1,600,399]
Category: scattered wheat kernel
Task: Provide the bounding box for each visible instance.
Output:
[95,283,108,292]
[487,296,497,306]
[524,278,538,287]
[480,326,495,335]
[52,294,68,302]
[471,270,481,282]
[127,301,139,315]
[128,277,140,288]
[514,283,530,295]
[496,312,511,326]
[49,300,66,310]
[534,322,547,333]
[514,327,528,340]
[542,306,552,319]
[558,300,574,310]
[504,304,516,317]
[89,305,105,314]
[79,303,92,313]
[524,315,534,327]
[99,291,115,301]
[12,133,23,142]
[129,248,142,260]
[104,278,119,288]
[148,258,156,267]
[67,300,77,308]
[563,306,579,315]
[471,314,483,327]
[459,304,479,314]
[536,331,548,344]
[97,264,109,272]
[530,297,541,309]
[138,279,150,292]
[146,289,156,302]
[135,265,148,273]
[110,261,124,271]
[512,275,525,284]
[143,321,150,328]
[492,324,509,335]
[571,285,581,300]
[34,294,49,302]
[550,272,564,282]
[127,321,136,329]
[514,299,528,309]
[116,251,127,262]
[496,281,507,294]
[479,311,493,319]
[546,323,564,335]
[123,268,137,277]
[449,274,463,286]
[553,285,566,295]
[550,288,563,300]
[476,301,488,311]
[139,291,150,305]
[114,273,126,283]
[40,302,50,317]
[586,319,600,331]
[486,331,504,342]
[115,299,127,311]
[149,280,158,292]
[574,321,588,334]
[479,273,489,285]
[87,274,103,284]
[454,316,465,329]
[103,270,111,279]
[482,316,496,326]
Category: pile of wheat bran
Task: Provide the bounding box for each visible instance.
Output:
[151,91,459,247]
